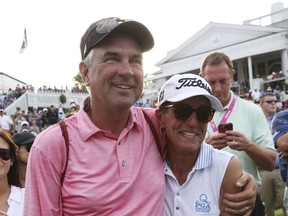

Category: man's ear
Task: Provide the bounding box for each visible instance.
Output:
[156,109,165,128]
[231,69,236,79]
[79,62,90,86]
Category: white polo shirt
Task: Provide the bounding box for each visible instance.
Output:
[164,143,233,215]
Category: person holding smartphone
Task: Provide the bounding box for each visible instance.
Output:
[201,51,276,215]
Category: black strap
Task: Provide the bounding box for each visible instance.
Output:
[142,110,162,157]
[59,120,69,185]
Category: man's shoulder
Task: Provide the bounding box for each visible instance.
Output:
[237,97,260,109]
[131,107,156,117]
[131,107,160,131]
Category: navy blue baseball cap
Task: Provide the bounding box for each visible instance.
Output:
[12,132,36,146]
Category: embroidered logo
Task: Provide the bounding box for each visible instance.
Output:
[176,77,211,94]
[195,194,211,213]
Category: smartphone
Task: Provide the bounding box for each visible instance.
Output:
[218,123,233,133]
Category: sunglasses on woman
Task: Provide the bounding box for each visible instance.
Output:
[0,148,12,161]
[161,103,215,123]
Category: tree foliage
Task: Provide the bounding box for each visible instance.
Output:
[71,73,88,93]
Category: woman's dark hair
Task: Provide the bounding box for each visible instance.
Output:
[0,130,21,187]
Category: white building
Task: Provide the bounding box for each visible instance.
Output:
[0,72,27,93]
[144,2,288,102]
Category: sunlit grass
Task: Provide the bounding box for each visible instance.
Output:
[275,208,285,216]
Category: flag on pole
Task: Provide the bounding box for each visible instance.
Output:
[20,27,28,54]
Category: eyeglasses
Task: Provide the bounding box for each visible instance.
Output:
[20,144,32,152]
[161,103,215,123]
[0,148,11,161]
[264,100,277,104]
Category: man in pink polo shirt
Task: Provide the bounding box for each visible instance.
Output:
[24,17,256,215]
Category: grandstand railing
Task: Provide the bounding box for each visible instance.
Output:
[5,91,88,116]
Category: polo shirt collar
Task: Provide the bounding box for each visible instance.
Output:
[164,142,213,174]
[77,98,142,141]
[223,91,238,111]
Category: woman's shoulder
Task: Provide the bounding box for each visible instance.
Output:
[9,185,25,203]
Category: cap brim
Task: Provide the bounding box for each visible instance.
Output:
[20,137,35,145]
[110,21,154,52]
[167,92,223,112]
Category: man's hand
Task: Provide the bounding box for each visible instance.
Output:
[223,172,256,216]
[205,132,228,149]
[279,151,288,158]
[225,130,253,151]
[0,210,8,216]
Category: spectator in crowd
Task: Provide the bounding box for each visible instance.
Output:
[0,130,24,215]
[40,108,49,130]
[133,100,142,107]
[0,109,14,134]
[29,119,40,135]
[272,110,288,215]
[72,85,82,93]
[0,99,5,110]
[144,99,152,107]
[24,17,256,215]
[65,102,78,118]
[57,108,65,120]
[157,74,244,215]
[201,51,276,215]
[251,88,262,104]
[14,107,21,117]
[260,92,278,129]
[13,109,26,133]
[259,92,286,216]
[12,131,36,187]
[28,106,40,125]
[46,105,59,125]
[20,121,30,132]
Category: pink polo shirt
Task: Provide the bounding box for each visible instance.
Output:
[24,107,164,215]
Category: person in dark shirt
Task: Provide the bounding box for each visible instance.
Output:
[46,105,59,125]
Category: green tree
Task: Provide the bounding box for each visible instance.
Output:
[72,73,88,93]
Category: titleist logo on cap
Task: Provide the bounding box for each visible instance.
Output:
[176,77,211,93]
[158,77,212,104]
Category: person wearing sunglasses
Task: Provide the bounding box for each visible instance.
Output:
[258,92,287,216]
[12,131,36,187]
[200,51,276,216]
[24,17,256,215]
[0,130,24,216]
[157,74,244,215]
[259,92,278,129]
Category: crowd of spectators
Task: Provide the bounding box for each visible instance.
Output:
[0,84,30,110]
[37,85,85,94]
[0,97,80,138]
[0,83,86,116]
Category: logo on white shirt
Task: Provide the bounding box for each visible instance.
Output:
[195,194,211,213]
